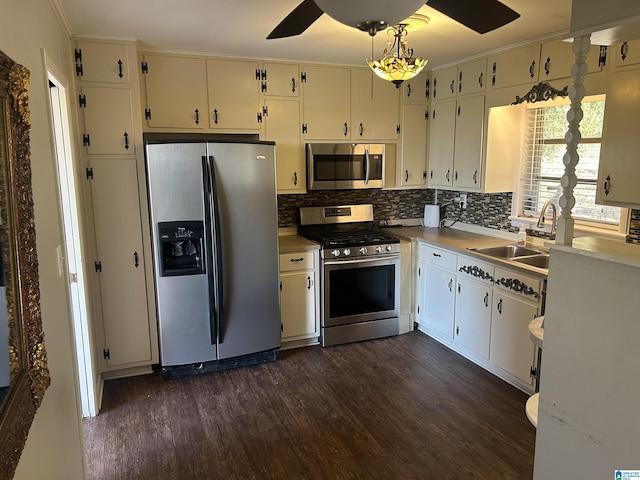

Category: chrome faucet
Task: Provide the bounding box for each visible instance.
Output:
[537,200,558,239]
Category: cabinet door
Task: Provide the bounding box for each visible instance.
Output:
[423,265,456,340]
[80,86,135,155]
[489,44,540,88]
[597,67,640,206]
[428,100,456,187]
[142,54,206,129]
[453,95,485,189]
[264,98,305,193]
[539,38,605,81]
[399,103,428,187]
[455,277,492,359]
[280,270,316,339]
[353,68,400,140]
[263,62,300,97]
[432,66,458,100]
[302,65,351,140]
[207,58,261,131]
[89,158,152,368]
[612,39,640,67]
[401,69,430,103]
[75,41,130,83]
[490,292,537,386]
[458,57,487,96]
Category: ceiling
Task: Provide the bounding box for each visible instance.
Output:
[58,0,574,69]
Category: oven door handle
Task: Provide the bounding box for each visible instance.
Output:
[364,148,370,185]
[324,254,399,266]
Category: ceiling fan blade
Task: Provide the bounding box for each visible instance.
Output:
[267,0,324,39]
[426,0,520,34]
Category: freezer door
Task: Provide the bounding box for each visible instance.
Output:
[206,142,281,359]
[146,142,218,365]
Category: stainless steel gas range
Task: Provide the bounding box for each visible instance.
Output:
[299,204,400,347]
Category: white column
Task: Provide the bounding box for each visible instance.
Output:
[556,34,591,245]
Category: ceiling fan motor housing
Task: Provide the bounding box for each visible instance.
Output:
[313,0,427,33]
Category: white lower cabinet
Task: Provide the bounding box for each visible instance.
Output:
[279,250,319,347]
[415,241,543,393]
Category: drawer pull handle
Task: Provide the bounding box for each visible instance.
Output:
[484,292,489,308]
[432,252,441,258]
[497,298,503,314]
[307,276,312,289]
[290,257,304,263]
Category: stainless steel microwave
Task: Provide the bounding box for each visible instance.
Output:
[307,143,385,190]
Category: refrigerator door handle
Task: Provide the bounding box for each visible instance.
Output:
[202,156,222,345]
[207,155,225,344]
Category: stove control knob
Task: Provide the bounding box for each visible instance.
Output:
[375,246,383,253]
[386,245,393,252]
[343,248,351,256]
[359,247,367,255]
[331,249,341,257]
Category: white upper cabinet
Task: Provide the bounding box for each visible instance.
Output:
[74,40,131,84]
[488,44,541,88]
[353,68,400,140]
[428,99,456,187]
[539,38,606,81]
[612,39,640,67]
[401,69,430,103]
[597,65,640,207]
[141,53,206,130]
[452,95,485,189]
[301,65,351,140]
[399,103,429,187]
[79,86,136,155]
[262,62,300,97]
[458,57,487,96]
[432,66,458,101]
[206,58,261,131]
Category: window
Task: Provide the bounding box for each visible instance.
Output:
[519,95,622,228]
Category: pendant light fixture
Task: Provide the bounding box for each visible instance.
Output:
[366,23,427,87]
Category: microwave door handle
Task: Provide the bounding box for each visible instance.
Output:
[364,148,370,185]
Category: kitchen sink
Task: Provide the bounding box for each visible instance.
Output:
[468,244,543,259]
[512,254,550,269]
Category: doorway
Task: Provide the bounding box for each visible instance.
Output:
[47,71,98,417]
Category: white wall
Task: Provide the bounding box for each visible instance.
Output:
[0,0,86,478]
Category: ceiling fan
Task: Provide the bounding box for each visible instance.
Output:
[267,0,520,39]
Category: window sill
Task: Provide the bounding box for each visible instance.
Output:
[509,216,628,242]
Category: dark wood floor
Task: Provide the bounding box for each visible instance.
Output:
[83,331,536,480]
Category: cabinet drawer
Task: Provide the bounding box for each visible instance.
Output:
[418,243,457,271]
[493,266,541,302]
[456,255,495,284]
[280,252,314,272]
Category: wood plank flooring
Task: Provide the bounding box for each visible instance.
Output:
[83,331,536,479]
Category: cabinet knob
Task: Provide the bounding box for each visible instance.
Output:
[307,276,312,290]
[621,41,628,61]
[293,171,298,186]
[484,292,489,308]
[404,170,409,183]
[604,175,611,196]
[344,122,348,136]
[544,56,551,76]
[529,60,536,78]
[118,59,123,79]
[497,298,503,314]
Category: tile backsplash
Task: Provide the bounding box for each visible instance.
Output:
[278,189,521,235]
[627,209,640,244]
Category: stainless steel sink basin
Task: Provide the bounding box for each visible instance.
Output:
[468,244,543,259]
[512,254,550,269]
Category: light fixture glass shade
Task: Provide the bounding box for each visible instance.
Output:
[367,24,427,86]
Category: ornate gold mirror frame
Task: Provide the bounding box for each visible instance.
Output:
[0,50,50,479]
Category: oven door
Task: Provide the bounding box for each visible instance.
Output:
[323,254,400,327]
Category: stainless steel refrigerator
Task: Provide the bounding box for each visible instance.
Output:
[145,137,281,378]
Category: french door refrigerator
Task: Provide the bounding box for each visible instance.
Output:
[145,137,281,378]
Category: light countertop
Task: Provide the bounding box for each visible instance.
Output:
[278,234,320,253]
[548,236,640,269]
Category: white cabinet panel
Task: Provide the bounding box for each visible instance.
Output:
[353,68,400,140]
[612,39,640,67]
[458,57,487,96]
[453,95,484,189]
[401,70,430,103]
[432,66,458,100]
[423,265,456,340]
[428,100,456,187]
[280,271,317,339]
[75,40,131,83]
[488,44,541,88]
[90,158,152,368]
[399,103,428,187]
[262,62,300,97]
[539,38,605,81]
[302,65,351,140]
[455,277,492,359]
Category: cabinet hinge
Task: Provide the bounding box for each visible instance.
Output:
[418,267,421,276]
[530,366,537,378]
[103,348,110,360]
[279,281,282,292]
[141,61,148,74]
[422,170,427,180]
[302,123,308,134]
[598,45,608,67]
[261,69,267,81]
[262,105,268,117]
[75,62,84,77]
[82,134,91,146]
[417,305,420,314]
[492,61,497,87]
[86,167,94,180]
[255,69,261,80]
[145,108,152,120]
[432,109,436,120]
[396,124,401,134]
[78,94,87,108]
[425,78,430,98]
[280,323,284,332]
[94,261,102,273]
[261,81,267,93]
[433,77,437,98]
[301,71,307,83]
[74,48,83,63]
[257,112,263,123]
[424,110,429,121]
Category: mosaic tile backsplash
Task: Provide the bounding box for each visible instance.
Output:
[627,209,640,244]
[278,188,522,235]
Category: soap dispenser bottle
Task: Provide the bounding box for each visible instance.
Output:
[517,224,527,246]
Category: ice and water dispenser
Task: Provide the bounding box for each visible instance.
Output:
[157,221,205,276]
